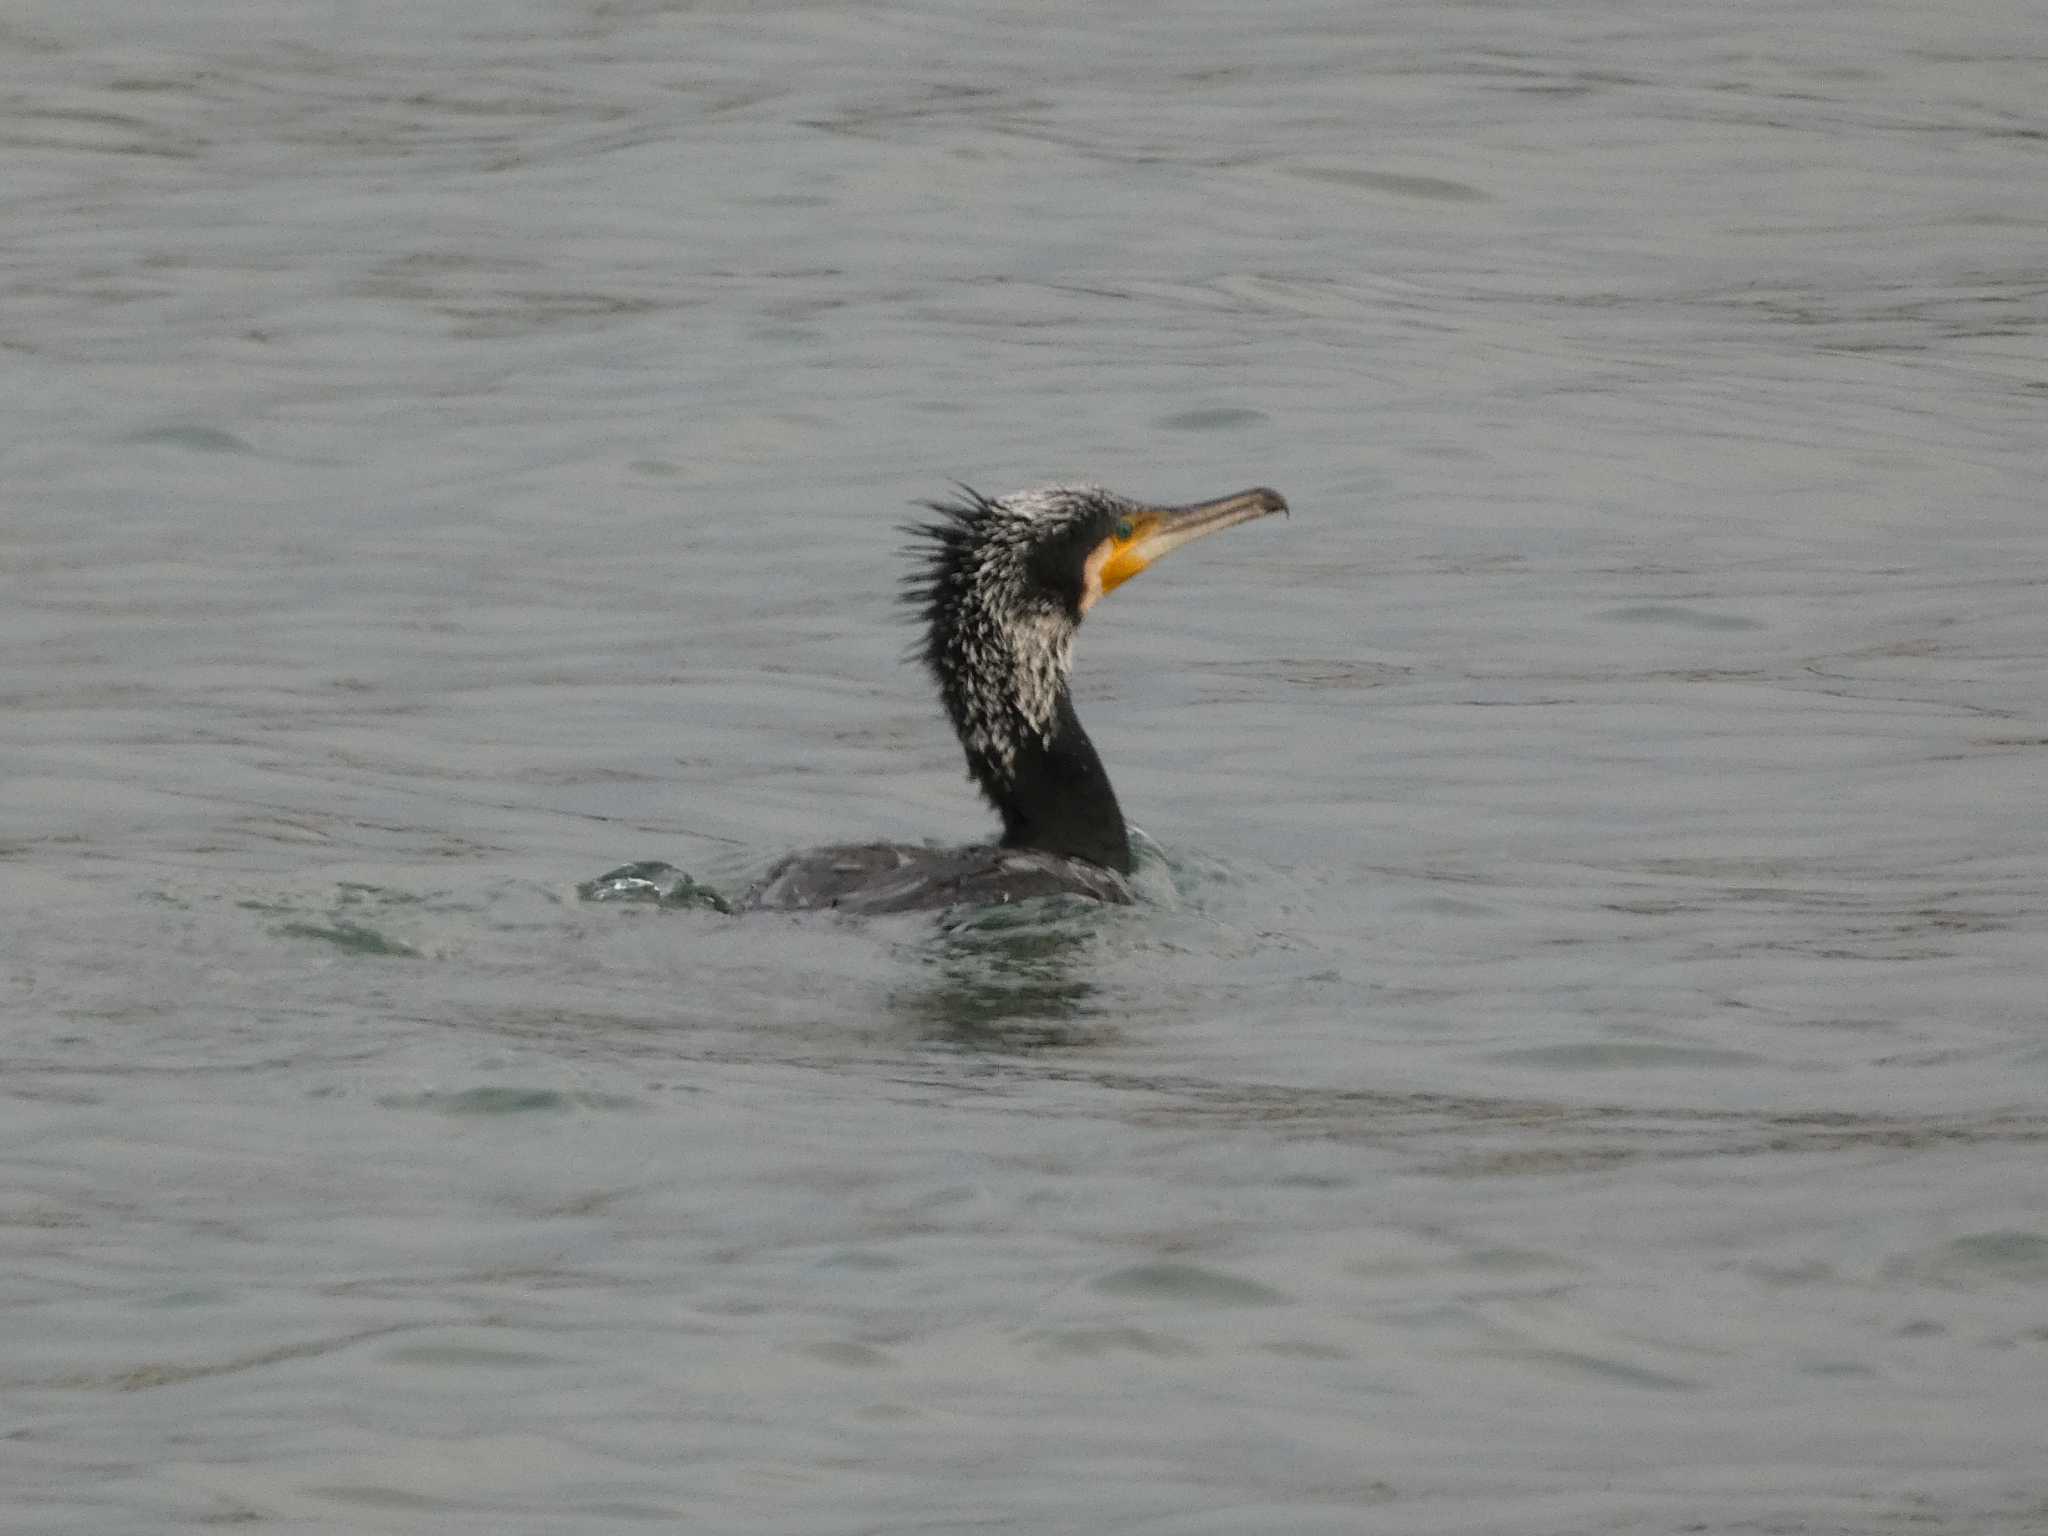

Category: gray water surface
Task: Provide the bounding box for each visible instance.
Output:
[6,1,2048,1531]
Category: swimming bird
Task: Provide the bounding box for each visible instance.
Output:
[740,483,1288,914]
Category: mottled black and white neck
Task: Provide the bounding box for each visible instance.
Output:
[743,483,1287,914]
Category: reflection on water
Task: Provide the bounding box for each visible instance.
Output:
[890,903,1108,1046]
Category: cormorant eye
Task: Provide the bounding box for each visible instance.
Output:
[1114,520,1134,542]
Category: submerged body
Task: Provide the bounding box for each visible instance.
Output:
[744,842,1134,915]
[737,483,1287,914]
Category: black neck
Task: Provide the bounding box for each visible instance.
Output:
[971,689,1131,874]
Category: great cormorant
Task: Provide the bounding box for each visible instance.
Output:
[741,483,1288,913]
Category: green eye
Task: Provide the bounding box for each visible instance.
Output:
[1114,520,1134,541]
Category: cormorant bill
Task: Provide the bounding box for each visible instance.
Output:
[742,483,1289,914]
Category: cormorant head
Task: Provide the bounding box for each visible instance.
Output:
[904,483,1287,861]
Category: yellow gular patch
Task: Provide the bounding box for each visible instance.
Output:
[1081,522,1159,611]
